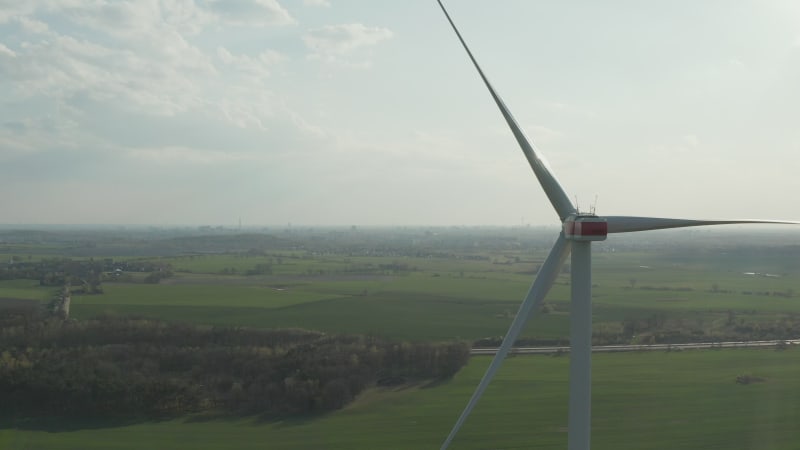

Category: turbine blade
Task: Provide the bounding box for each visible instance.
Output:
[437,0,575,221]
[606,216,800,234]
[441,233,571,450]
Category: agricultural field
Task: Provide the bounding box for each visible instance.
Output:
[2,227,799,343]
[1,226,799,449]
[2,348,798,449]
[48,230,800,344]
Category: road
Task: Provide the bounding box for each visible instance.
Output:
[471,339,800,356]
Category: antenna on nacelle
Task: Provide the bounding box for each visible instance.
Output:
[574,196,580,214]
[590,195,598,215]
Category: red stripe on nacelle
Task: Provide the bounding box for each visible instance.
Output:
[578,221,608,236]
[564,217,608,241]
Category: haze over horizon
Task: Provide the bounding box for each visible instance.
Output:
[2,1,799,227]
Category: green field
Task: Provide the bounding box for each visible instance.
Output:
[0,279,55,301]
[2,228,799,449]
[59,254,800,343]
[3,348,798,449]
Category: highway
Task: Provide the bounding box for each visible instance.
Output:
[470,339,800,356]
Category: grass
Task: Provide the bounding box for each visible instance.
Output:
[71,292,570,341]
[2,348,798,449]
[74,283,344,309]
[0,279,55,301]
[2,237,799,449]
[59,251,799,342]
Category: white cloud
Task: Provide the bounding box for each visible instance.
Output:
[683,134,699,148]
[289,110,326,138]
[0,2,37,23]
[6,33,214,116]
[528,125,564,145]
[3,4,213,115]
[542,101,598,118]
[0,110,99,166]
[219,94,273,129]
[0,0,308,178]
[59,1,162,38]
[303,0,331,7]
[14,16,49,34]
[304,23,392,65]
[159,0,214,35]
[217,46,285,81]
[0,43,15,57]
[53,0,210,37]
[200,0,295,26]
[728,58,744,68]
[127,146,259,165]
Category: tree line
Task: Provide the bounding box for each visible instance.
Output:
[0,257,172,290]
[0,308,469,419]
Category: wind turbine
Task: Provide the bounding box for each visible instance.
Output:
[436,2,798,449]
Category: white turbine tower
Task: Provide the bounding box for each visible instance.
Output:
[436,2,799,450]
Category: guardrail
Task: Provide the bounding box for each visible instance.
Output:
[470,339,800,355]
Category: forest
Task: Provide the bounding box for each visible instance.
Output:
[0,305,469,419]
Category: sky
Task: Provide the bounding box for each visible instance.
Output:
[1,0,799,227]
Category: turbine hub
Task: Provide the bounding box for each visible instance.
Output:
[564,214,608,241]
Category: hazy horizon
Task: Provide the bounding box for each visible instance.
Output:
[2,1,799,226]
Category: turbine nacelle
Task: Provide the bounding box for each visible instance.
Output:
[563,214,608,241]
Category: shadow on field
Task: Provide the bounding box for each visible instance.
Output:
[0,415,162,432]
[5,376,463,432]
[181,411,326,428]
[420,378,454,389]
[257,412,326,428]
[2,411,297,432]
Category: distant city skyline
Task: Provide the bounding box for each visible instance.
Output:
[2,1,799,226]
